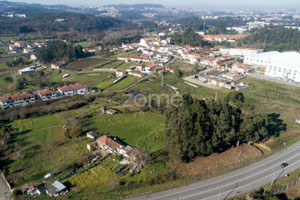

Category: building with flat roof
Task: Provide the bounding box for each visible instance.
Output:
[244,51,300,82]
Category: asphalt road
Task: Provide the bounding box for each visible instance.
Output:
[183,76,221,90]
[128,141,300,200]
[0,172,11,200]
[247,73,300,88]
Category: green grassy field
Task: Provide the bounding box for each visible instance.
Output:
[73,42,91,48]
[5,115,89,185]
[50,72,111,88]
[65,164,120,193]
[116,61,136,69]
[109,76,139,91]
[88,112,165,152]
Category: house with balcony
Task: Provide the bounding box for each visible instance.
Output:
[37,89,59,101]
[0,93,36,109]
[57,84,88,96]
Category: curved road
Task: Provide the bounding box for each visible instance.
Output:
[128,141,300,200]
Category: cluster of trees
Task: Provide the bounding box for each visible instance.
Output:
[241,26,300,51]
[173,17,247,34]
[165,92,269,163]
[35,40,83,63]
[171,28,209,47]
[0,12,137,36]
[5,57,31,68]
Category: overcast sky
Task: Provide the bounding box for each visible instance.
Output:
[5,0,300,9]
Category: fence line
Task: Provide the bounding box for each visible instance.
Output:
[273,178,300,194]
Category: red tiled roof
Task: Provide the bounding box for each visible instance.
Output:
[97,136,123,150]
[230,70,239,74]
[38,89,56,96]
[0,93,34,102]
[147,63,158,68]
[58,84,87,92]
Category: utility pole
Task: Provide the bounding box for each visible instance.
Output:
[161,66,164,88]
[215,91,218,102]
[263,34,267,49]
[218,188,221,200]
[271,169,276,186]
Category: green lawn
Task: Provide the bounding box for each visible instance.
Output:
[88,112,165,152]
[73,42,91,48]
[50,72,112,88]
[65,164,120,193]
[96,78,116,89]
[109,76,139,91]
[5,115,89,186]
[242,77,300,151]
[116,62,136,69]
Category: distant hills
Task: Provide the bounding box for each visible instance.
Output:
[0,1,165,16]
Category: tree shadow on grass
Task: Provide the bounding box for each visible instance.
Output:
[267,113,287,138]
[9,130,32,143]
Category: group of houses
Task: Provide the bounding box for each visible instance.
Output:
[23,180,68,197]
[87,135,148,171]
[0,83,88,109]
[8,41,45,54]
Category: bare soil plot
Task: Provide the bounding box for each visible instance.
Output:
[65,58,111,71]
[168,144,263,178]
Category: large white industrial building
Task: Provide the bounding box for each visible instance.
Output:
[220,48,263,56]
[244,51,300,82]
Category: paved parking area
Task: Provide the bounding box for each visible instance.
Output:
[183,76,221,90]
[0,173,11,200]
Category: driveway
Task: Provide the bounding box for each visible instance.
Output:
[0,172,11,200]
[127,141,300,200]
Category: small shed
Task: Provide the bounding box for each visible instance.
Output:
[86,131,96,139]
[107,108,118,115]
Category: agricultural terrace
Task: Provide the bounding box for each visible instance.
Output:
[64,58,111,71]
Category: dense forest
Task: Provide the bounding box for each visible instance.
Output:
[240,26,300,51]
[165,92,269,163]
[35,40,83,63]
[173,16,247,34]
[171,28,209,47]
[0,13,137,36]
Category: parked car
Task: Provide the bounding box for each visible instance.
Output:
[44,173,54,179]
[280,163,288,168]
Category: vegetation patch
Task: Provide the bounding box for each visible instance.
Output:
[65,165,120,193]
[65,58,111,71]
[88,112,165,147]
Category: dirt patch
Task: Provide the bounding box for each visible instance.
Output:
[168,144,263,178]
[65,58,111,70]
[0,57,10,64]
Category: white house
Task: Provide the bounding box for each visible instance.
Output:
[58,84,88,96]
[45,181,68,197]
[51,62,66,69]
[37,89,59,101]
[23,48,33,54]
[30,54,37,61]
[231,63,252,74]
[0,93,36,109]
[18,66,37,75]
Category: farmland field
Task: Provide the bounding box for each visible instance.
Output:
[4,115,89,186]
[65,58,111,71]
[65,164,120,193]
[88,112,165,152]
[109,76,139,91]
[50,72,111,88]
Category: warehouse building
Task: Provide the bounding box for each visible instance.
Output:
[244,51,300,82]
